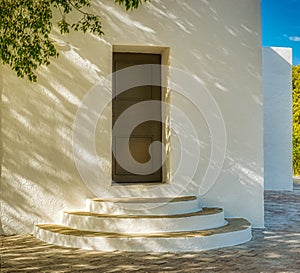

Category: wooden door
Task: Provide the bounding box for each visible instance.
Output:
[112,53,162,183]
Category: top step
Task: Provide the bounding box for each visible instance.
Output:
[87,196,200,215]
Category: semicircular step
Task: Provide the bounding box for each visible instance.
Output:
[63,207,225,233]
[34,218,252,252]
[87,196,200,215]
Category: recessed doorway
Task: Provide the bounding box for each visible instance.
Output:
[112,52,162,183]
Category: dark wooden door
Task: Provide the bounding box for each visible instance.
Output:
[112,53,162,183]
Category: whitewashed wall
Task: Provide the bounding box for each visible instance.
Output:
[263,47,293,190]
[0,0,264,235]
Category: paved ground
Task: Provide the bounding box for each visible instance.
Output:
[1,183,299,273]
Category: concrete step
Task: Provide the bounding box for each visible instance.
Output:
[87,196,199,215]
[34,218,251,252]
[62,207,226,233]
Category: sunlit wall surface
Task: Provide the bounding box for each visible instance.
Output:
[0,0,263,235]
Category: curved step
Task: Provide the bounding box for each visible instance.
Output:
[62,208,226,233]
[34,218,252,252]
[87,196,200,215]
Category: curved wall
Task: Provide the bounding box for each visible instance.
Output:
[0,0,264,234]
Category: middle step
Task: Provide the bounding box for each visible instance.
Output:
[62,208,226,234]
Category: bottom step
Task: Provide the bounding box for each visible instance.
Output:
[34,218,251,252]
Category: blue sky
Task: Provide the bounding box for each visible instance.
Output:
[262,0,300,65]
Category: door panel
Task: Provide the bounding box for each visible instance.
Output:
[112,53,162,183]
[115,136,152,175]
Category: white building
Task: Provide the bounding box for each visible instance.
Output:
[263,47,293,191]
[0,0,270,251]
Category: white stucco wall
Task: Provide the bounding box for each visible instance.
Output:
[263,47,293,190]
[0,64,4,235]
[0,0,264,235]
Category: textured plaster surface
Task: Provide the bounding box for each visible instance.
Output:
[0,64,4,235]
[263,47,293,190]
[0,0,263,234]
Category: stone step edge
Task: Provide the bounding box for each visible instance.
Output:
[34,218,252,252]
[35,218,250,238]
[65,207,222,219]
[90,196,197,203]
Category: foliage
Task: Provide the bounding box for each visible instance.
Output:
[292,65,300,175]
[0,0,147,81]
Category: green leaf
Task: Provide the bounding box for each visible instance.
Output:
[0,0,147,81]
